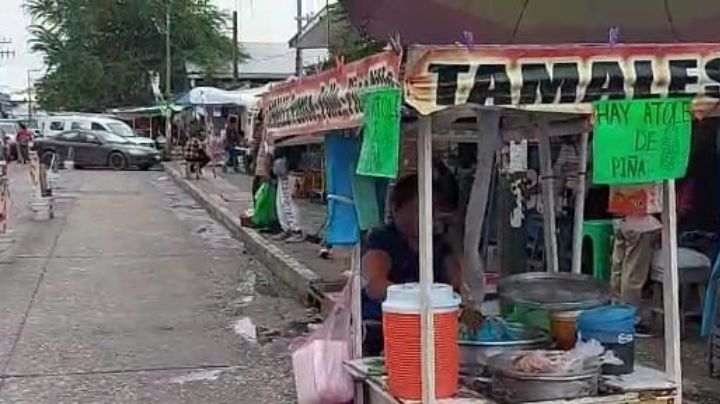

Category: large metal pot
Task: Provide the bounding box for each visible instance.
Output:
[459,324,550,368]
[487,351,600,403]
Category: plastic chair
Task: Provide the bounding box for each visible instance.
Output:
[582,219,614,281]
[650,247,712,337]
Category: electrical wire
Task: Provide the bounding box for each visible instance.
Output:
[510,0,531,44]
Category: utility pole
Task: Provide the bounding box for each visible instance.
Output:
[232,9,239,85]
[295,0,303,77]
[165,1,173,155]
[26,69,41,126]
[27,72,32,125]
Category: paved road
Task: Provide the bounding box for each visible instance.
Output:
[0,168,308,403]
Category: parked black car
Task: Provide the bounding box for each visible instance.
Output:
[34,129,161,170]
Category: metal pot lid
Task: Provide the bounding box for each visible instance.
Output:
[498,272,610,311]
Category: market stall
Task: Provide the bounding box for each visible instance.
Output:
[335,43,720,403]
[256,51,403,250]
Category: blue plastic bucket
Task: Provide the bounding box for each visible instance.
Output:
[578,304,636,375]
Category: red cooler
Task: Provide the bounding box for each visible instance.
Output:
[382,283,460,400]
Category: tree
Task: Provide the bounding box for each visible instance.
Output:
[322,1,383,68]
[26,0,246,111]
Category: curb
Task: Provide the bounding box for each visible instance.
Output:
[162,163,321,301]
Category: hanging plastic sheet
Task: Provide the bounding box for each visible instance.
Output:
[325,133,361,245]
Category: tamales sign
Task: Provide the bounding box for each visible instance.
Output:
[404,44,720,114]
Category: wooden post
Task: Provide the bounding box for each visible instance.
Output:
[498,173,528,277]
[571,132,589,274]
[418,115,436,403]
[350,244,364,404]
[463,110,500,305]
[537,122,559,272]
[661,179,683,401]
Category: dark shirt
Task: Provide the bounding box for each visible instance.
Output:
[224,127,240,149]
[361,223,452,320]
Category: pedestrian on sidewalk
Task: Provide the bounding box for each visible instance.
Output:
[272,156,304,242]
[16,123,32,164]
[223,115,243,173]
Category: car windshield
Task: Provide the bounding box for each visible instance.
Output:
[107,122,136,138]
[97,131,130,144]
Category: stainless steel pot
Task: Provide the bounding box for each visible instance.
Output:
[459,325,550,368]
[487,351,601,403]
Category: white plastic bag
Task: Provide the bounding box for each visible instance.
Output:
[291,287,354,404]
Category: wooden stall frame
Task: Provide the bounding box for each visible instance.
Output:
[415,107,684,403]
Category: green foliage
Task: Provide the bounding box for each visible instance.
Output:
[324,1,383,67]
[26,0,245,111]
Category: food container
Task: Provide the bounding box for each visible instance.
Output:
[459,324,550,368]
[382,283,460,400]
[550,310,580,350]
[488,351,600,403]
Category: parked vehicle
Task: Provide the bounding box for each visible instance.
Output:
[0,119,20,160]
[34,129,160,170]
[39,115,157,150]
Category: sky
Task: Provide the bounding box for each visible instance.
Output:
[0,0,327,93]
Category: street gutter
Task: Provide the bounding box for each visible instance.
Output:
[162,163,321,304]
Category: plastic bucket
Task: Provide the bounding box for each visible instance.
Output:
[382,283,460,400]
[578,304,636,375]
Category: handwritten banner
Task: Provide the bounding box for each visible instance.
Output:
[356,88,402,178]
[261,52,401,139]
[593,98,692,184]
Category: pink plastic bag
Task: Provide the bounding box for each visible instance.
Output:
[291,286,354,404]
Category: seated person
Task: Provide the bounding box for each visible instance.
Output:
[183,134,210,171]
[361,175,480,356]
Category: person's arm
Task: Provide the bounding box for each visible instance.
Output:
[443,254,471,303]
[444,252,483,331]
[362,249,393,300]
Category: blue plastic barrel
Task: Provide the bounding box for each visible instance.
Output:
[577,304,636,375]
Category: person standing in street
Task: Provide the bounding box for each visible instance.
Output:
[611,214,661,312]
[16,123,33,164]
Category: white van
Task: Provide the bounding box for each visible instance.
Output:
[40,115,157,149]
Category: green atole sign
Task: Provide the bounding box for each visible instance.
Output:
[592,98,692,184]
[356,88,402,178]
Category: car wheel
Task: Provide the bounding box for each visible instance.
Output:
[41,151,56,167]
[139,164,152,171]
[108,152,127,170]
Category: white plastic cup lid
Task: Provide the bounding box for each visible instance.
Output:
[382,283,461,312]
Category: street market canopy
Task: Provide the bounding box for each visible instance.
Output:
[108,104,186,118]
[175,85,270,108]
[344,0,720,45]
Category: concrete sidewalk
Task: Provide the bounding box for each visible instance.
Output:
[163,162,348,303]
